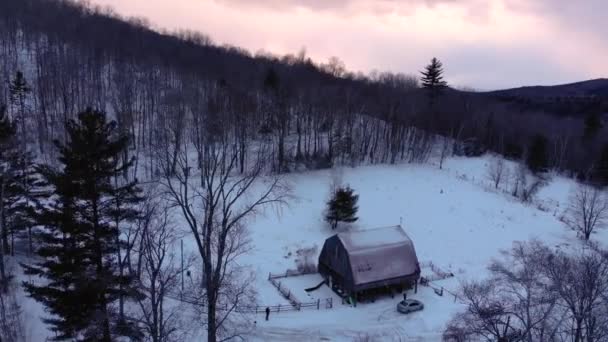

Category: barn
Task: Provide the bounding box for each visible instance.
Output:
[318,225,420,302]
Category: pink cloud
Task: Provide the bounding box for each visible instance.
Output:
[88,0,607,89]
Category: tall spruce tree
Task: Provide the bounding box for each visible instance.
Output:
[9,71,30,148]
[420,57,447,105]
[23,109,142,341]
[0,105,17,289]
[0,104,35,291]
[325,185,359,230]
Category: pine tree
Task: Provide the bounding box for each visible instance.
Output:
[8,71,30,147]
[420,57,447,104]
[584,111,603,140]
[325,185,359,229]
[0,105,17,289]
[4,152,38,255]
[0,105,36,292]
[23,109,142,341]
[526,134,549,174]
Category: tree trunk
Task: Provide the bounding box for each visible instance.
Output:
[207,292,217,342]
[0,182,5,290]
[0,181,7,263]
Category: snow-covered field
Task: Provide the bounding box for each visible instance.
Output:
[242,155,597,341]
[19,154,600,341]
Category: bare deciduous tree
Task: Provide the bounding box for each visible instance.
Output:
[566,184,608,240]
[159,141,290,342]
[445,241,558,342]
[444,280,517,341]
[486,157,506,189]
[512,163,545,203]
[438,135,451,170]
[488,241,558,341]
[544,249,608,342]
[135,195,190,342]
[446,242,608,342]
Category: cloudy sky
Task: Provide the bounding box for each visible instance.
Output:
[89,0,606,89]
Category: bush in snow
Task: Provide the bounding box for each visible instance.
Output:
[511,163,546,203]
[486,157,507,189]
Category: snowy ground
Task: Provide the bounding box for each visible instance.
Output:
[18,154,601,341]
[240,155,598,341]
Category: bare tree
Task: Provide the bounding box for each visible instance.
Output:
[486,157,507,189]
[135,194,190,342]
[566,184,608,240]
[445,241,558,342]
[544,248,608,342]
[488,241,558,341]
[512,163,545,203]
[446,241,608,342]
[444,280,517,341]
[159,141,290,342]
[438,135,451,170]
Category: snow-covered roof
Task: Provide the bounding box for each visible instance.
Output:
[337,226,419,286]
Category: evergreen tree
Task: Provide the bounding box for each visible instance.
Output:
[325,185,359,229]
[263,68,280,93]
[23,109,142,341]
[4,152,38,255]
[8,71,30,146]
[526,134,549,174]
[592,143,608,186]
[0,105,36,291]
[0,105,17,289]
[584,111,603,140]
[420,57,447,104]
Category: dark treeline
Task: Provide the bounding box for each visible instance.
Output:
[0,0,607,182]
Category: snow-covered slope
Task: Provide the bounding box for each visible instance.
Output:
[18,155,596,341]
[242,155,592,341]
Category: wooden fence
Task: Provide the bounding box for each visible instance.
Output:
[268,269,317,280]
[239,297,333,314]
[419,261,455,282]
[267,271,334,312]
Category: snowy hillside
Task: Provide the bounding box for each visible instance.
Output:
[215,155,587,340]
[15,153,599,341]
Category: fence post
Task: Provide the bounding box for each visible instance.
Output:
[317,299,320,310]
[278,305,281,313]
[268,272,271,280]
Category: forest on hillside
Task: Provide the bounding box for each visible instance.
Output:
[0,0,607,181]
[1,1,608,341]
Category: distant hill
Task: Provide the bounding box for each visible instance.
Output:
[487,79,608,99]
[480,79,608,117]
